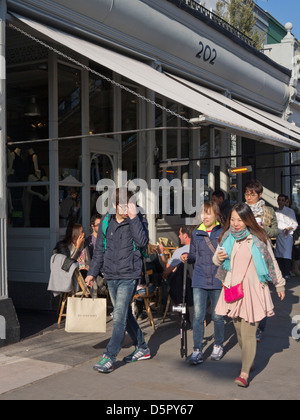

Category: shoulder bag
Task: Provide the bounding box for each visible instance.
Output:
[224,256,253,303]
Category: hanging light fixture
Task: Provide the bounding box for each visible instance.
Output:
[24,96,41,117]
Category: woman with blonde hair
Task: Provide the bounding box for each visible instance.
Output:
[213,203,285,388]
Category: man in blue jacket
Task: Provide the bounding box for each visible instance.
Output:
[85,188,150,373]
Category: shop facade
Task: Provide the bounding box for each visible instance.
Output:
[1,0,300,337]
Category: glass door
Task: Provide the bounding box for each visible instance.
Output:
[90,151,115,217]
[86,136,120,224]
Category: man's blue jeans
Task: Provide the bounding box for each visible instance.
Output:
[106,279,147,361]
[193,288,224,351]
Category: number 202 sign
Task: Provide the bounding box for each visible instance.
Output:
[196,41,217,65]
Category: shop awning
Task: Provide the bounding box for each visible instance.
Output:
[167,73,300,141]
[10,14,300,150]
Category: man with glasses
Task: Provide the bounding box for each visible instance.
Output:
[244,179,278,239]
[86,214,101,259]
[85,188,150,373]
[244,179,279,342]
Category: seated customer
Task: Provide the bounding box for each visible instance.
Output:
[54,223,90,278]
[158,225,195,279]
[85,213,101,259]
[158,225,195,324]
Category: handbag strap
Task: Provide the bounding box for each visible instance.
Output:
[204,236,216,254]
[241,256,253,285]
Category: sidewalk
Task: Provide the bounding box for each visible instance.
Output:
[0,277,299,401]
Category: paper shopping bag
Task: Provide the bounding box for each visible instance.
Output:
[65,297,107,333]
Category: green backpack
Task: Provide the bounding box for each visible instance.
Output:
[101,213,147,255]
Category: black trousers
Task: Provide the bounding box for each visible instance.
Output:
[276,257,292,277]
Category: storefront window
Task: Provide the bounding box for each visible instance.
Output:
[166,101,178,159]
[154,97,194,217]
[89,65,113,136]
[155,97,163,164]
[58,63,82,227]
[291,152,300,213]
[200,127,210,191]
[180,106,190,159]
[122,82,138,180]
[7,61,49,227]
[90,153,114,217]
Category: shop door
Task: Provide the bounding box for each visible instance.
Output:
[85,136,121,223]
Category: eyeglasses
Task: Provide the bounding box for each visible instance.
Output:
[118,204,128,210]
[244,192,258,198]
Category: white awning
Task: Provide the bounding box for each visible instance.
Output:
[167,73,300,141]
[11,14,300,150]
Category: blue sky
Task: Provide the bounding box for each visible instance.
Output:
[256,0,300,39]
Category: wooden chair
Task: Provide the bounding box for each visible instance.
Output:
[132,284,156,331]
[162,294,172,322]
[57,268,91,326]
[131,262,157,330]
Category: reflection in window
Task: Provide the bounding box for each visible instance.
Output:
[154,97,193,217]
[89,65,113,136]
[59,186,81,228]
[166,102,178,159]
[7,59,49,227]
[57,63,83,227]
[200,127,210,189]
[58,64,82,185]
[90,153,114,218]
[122,82,138,180]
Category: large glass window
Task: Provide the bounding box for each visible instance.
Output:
[89,65,113,136]
[122,81,138,180]
[166,102,178,159]
[90,153,114,217]
[199,127,210,190]
[291,152,300,213]
[7,61,49,227]
[58,63,82,227]
[155,97,193,217]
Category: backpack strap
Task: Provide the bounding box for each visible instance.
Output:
[102,213,146,254]
[102,213,110,252]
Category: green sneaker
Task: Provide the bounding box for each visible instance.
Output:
[93,355,114,373]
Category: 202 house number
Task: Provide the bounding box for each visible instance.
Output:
[196,41,217,65]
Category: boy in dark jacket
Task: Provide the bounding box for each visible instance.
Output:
[85,188,150,373]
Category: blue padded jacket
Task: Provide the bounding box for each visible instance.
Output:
[87,212,149,280]
[188,223,223,289]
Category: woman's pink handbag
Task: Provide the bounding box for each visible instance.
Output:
[224,257,252,303]
[224,282,244,303]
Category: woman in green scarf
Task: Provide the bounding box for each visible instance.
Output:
[213,203,285,388]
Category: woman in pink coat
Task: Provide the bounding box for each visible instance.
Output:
[213,203,285,388]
